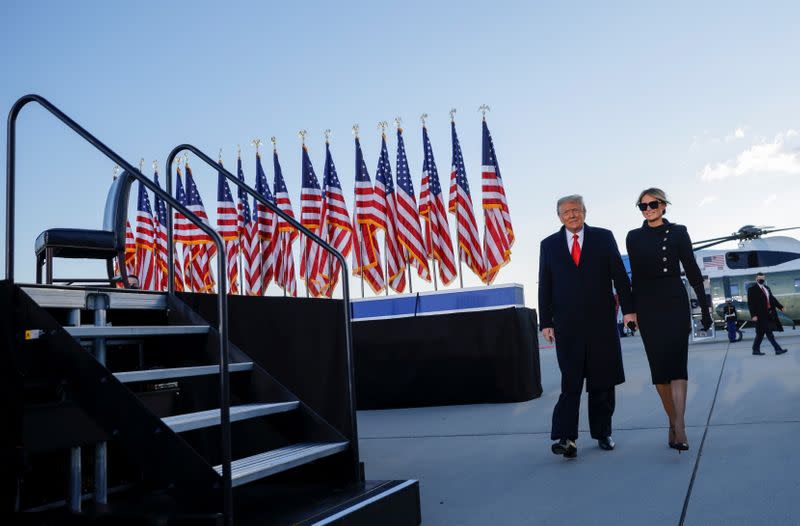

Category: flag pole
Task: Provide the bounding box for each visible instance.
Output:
[450,108,465,289]
[478,104,491,287]
[458,255,464,288]
[152,159,163,291]
[395,116,414,295]
[298,130,310,298]
[322,130,331,299]
[323,129,335,300]
[378,121,390,296]
[270,137,287,299]
[236,146,244,294]
[353,123,365,298]
[252,138,262,296]
[433,259,438,291]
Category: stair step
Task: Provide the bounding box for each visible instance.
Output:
[114,362,254,383]
[163,402,300,433]
[216,442,349,487]
[21,286,167,310]
[64,325,209,338]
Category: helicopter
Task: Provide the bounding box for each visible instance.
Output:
[690,225,800,328]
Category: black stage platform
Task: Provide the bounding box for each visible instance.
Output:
[353,307,542,409]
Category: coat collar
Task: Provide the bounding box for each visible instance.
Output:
[559,223,593,236]
[558,224,594,269]
[640,217,672,229]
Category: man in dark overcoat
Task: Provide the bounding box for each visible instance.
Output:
[538,195,635,458]
[746,272,788,355]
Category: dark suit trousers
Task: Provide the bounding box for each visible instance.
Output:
[551,382,615,441]
[753,327,782,352]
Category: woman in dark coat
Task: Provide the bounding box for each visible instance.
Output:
[626,188,712,451]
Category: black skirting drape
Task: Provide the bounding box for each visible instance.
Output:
[353,307,542,409]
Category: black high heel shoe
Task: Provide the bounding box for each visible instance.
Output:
[670,426,689,452]
[668,425,677,449]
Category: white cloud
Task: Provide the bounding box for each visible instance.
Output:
[690,126,746,151]
[698,195,718,207]
[699,130,800,181]
[763,194,777,206]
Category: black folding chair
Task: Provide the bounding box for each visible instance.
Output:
[34,170,135,287]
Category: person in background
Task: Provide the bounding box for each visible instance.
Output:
[724,299,738,343]
[626,188,712,453]
[746,272,788,356]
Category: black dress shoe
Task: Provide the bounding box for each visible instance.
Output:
[776,348,788,355]
[551,439,577,459]
[597,437,615,451]
[752,351,766,355]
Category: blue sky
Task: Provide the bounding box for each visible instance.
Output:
[3,1,800,303]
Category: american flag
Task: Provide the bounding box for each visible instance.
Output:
[114,219,137,288]
[217,160,240,294]
[134,181,157,290]
[152,169,173,291]
[450,120,486,280]
[481,118,513,285]
[420,124,457,285]
[374,133,406,293]
[254,152,276,293]
[124,220,136,278]
[185,164,216,293]
[703,254,725,270]
[352,137,386,294]
[311,140,353,297]
[173,167,190,292]
[299,144,324,296]
[394,128,431,281]
[238,153,262,295]
[273,149,298,297]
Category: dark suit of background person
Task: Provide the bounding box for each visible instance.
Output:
[724,301,739,342]
[538,223,633,454]
[746,279,787,355]
[626,201,712,451]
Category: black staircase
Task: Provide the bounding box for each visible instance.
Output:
[4,95,421,525]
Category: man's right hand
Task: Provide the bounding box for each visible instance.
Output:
[752,316,758,321]
[542,328,555,343]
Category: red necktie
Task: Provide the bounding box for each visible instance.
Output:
[763,287,770,309]
[571,233,581,266]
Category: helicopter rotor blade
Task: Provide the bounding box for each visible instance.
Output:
[692,235,738,245]
[760,226,800,235]
[692,239,736,251]
[692,225,800,252]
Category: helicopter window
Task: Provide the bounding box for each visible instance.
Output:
[730,283,740,296]
[725,250,800,269]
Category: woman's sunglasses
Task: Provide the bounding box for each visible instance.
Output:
[637,201,662,211]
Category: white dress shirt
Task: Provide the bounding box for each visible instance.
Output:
[565,227,584,252]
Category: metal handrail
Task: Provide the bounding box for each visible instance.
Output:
[164,145,360,481]
[5,95,233,526]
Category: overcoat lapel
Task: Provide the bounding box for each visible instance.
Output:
[558,226,578,271]
[578,224,593,273]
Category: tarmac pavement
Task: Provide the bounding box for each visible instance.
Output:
[358,327,800,525]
